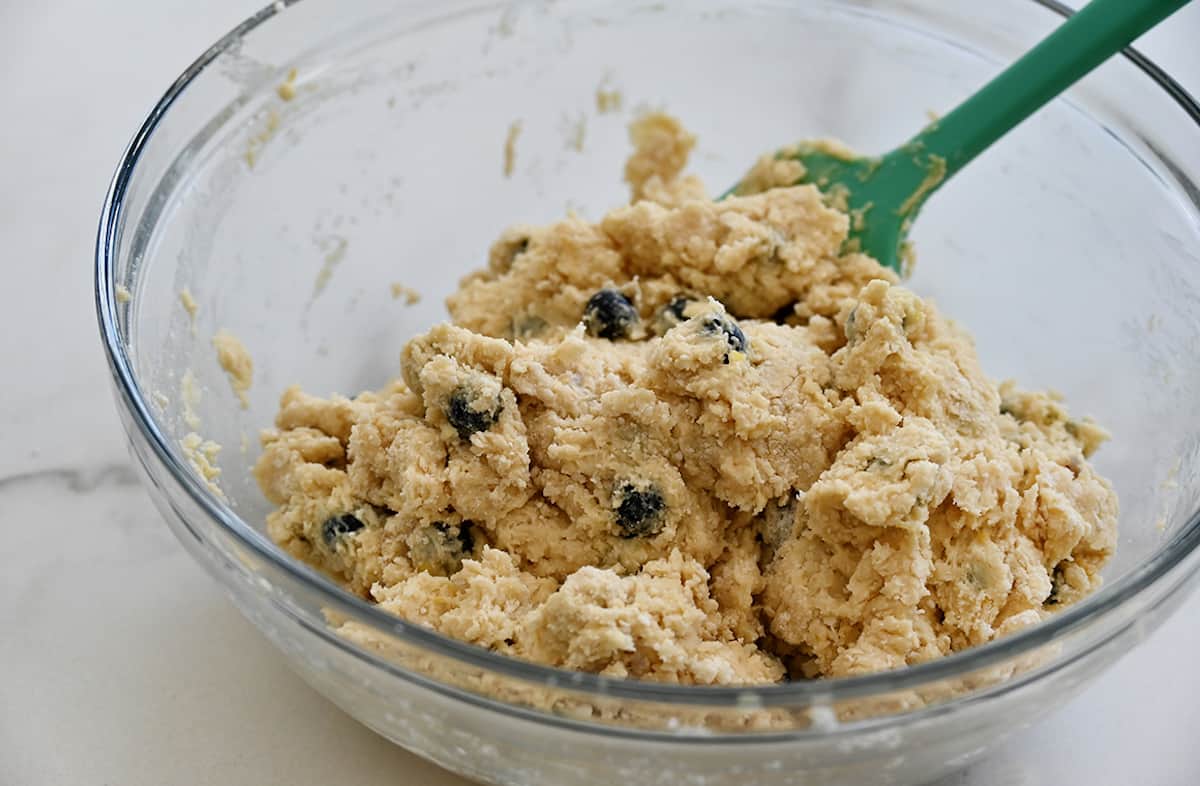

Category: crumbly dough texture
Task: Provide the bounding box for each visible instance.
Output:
[182,431,224,499]
[255,114,1117,684]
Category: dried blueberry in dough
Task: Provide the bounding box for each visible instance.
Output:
[757,495,796,559]
[445,384,501,441]
[1045,561,1068,607]
[321,513,365,547]
[699,313,748,363]
[583,288,639,340]
[438,520,475,554]
[654,294,698,335]
[612,481,666,538]
[407,519,476,575]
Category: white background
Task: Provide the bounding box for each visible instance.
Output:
[1,2,1197,784]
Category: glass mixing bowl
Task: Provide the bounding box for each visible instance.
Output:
[96,0,1200,783]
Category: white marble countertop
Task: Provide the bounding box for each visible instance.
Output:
[2,2,1198,784]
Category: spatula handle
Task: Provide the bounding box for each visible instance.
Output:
[916,0,1191,179]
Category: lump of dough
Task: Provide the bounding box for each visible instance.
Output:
[254,114,1118,685]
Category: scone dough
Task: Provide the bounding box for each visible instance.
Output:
[255,114,1117,683]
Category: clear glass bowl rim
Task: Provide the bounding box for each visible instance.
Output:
[94,0,1200,713]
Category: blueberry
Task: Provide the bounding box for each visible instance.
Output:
[434,519,475,554]
[1045,562,1067,606]
[613,482,665,538]
[757,496,795,557]
[410,519,476,575]
[654,295,696,334]
[664,296,691,322]
[446,385,500,441]
[321,513,364,547]
[583,289,639,340]
[700,314,748,363]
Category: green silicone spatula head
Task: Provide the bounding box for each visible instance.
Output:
[726,0,1192,272]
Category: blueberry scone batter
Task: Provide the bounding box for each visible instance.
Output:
[255,114,1117,683]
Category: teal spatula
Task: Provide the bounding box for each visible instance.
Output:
[727,0,1192,272]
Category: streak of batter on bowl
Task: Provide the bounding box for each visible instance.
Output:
[251,112,1117,700]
